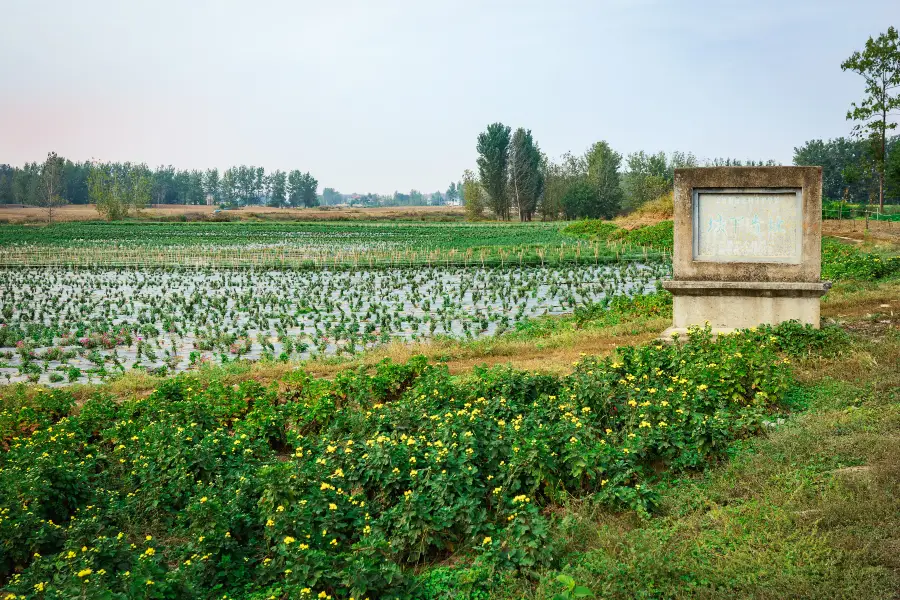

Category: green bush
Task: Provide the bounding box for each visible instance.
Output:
[562,221,622,241]
[0,330,793,599]
[821,239,900,281]
[621,221,674,251]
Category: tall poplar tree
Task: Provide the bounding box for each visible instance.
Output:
[476,123,511,220]
[509,128,543,221]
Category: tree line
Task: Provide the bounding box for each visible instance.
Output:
[0,157,320,221]
[463,123,779,221]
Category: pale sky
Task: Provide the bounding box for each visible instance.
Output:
[0,0,896,194]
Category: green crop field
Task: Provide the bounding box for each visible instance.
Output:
[0,221,672,268]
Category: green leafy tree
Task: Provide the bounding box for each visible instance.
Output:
[561,178,601,220]
[461,169,484,220]
[540,151,586,221]
[886,137,900,201]
[585,141,623,219]
[203,169,220,205]
[268,170,287,208]
[409,189,425,205]
[622,151,669,212]
[36,151,67,223]
[287,170,302,207]
[445,182,458,205]
[13,162,40,206]
[90,164,151,219]
[0,165,14,204]
[476,122,512,220]
[301,173,319,208]
[323,187,341,206]
[793,137,873,201]
[221,168,238,206]
[509,128,544,221]
[89,167,123,220]
[841,25,900,211]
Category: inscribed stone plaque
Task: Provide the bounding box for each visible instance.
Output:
[692,189,802,263]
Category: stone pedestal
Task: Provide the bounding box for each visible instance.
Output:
[660,167,830,341]
[661,280,831,338]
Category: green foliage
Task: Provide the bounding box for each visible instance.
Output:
[477,123,512,221]
[553,574,594,599]
[0,330,791,598]
[621,151,671,213]
[89,165,152,221]
[287,170,319,208]
[509,128,544,222]
[793,136,890,202]
[462,169,485,221]
[561,220,674,252]
[585,141,624,218]
[821,238,900,281]
[561,220,621,241]
[755,321,850,358]
[562,180,603,220]
[622,221,674,251]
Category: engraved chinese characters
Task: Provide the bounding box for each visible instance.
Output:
[694,190,802,264]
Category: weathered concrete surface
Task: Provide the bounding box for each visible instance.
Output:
[662,167,828,338]
[672,167,823,282]
[660,281,829,339]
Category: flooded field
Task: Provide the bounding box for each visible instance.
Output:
[0,263,669,384]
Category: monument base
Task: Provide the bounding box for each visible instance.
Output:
[659,280,831,341]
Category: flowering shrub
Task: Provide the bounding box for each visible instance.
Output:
[821,239,900,281]
[0,327,795,599]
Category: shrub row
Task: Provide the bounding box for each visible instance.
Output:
[0,326,813,599]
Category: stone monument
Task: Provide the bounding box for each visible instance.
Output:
[661,166,830,339]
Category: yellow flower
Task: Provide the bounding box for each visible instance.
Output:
[482,536,492,545]
[284,536,296,544]
[329,503,337,510]
[199,497,208,503]
[77,568,93,578]
[144,547,155,556]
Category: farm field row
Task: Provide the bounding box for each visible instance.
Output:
[0,263,669,385]
[0,221,575,248]
[0,221,671,268]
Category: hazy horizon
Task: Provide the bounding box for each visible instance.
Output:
[1,0,896,194]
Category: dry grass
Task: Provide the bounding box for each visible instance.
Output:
[614,192,674,230]
[0,204,466,224]
[823,219,900,243]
